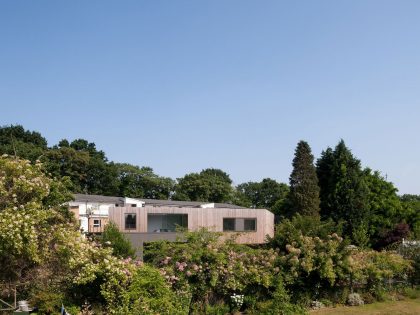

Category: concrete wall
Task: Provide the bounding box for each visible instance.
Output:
[124,232,179,258]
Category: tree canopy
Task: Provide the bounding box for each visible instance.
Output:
[235,178,289,212]
[316,140,370,244]
[173,168,234,203]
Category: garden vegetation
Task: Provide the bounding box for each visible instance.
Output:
[0,125,419,314]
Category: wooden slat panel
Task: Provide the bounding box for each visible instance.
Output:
[108,206,274,244]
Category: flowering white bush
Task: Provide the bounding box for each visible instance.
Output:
[0,156,63,281]
[347,293,364,306]
[0,156,142,313]
[230,293,244,310]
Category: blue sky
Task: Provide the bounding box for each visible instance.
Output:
[1,1,420,194]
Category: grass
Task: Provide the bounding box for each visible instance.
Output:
[310,298,420,315]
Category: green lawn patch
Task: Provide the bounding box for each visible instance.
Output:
[311,298,420,315]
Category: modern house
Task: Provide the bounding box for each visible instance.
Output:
[70,194,274,257]
[69,194,144,233]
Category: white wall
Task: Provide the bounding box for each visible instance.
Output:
[69,202,115,216]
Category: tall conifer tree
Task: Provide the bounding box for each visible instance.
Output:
[288,141,320,217]
[316,140,370,242]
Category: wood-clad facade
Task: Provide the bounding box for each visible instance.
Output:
[87,216,109,233]
[109,206,274,244]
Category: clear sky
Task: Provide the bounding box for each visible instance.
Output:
[1,1,420,194]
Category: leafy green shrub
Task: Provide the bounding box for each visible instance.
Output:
[29,288,64,315]
[349,250,412,291]
[371,285,388,302]
[64,305,81,314]
[398,242,420,285]
[269,215,342,250]
[277,232,351,292]
[146,228,278,314]
[319,298,333,307]
[206,303,230,315]
[254,277,307,315]
[402,287,420,299]
[112,264,187,315]
[100,221,136,258]
[360,292,375,304]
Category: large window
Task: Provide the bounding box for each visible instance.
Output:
[244,219,256,231]
[223,218,257,232]
[147,214,188,232]
[125,213,137,230]
[223,218,235,231]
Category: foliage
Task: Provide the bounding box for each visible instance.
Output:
[399,194,420,239]
[0,125,176,198]
[46,138,120,195]
[277,232,351,289]
[29,287,65,314]
[364,169,407,247]
[375,223,410,250]
[0,124,47,162]
[352,220,371,249]
[115,163,175,199]
[112,264,187,315]
[348,250,412,292]
[206,303,230,315]
[1,127,418,313]
[235,178,289,213]
[287,141,320,218]
[316,140,370,244]
[56,229,140,309]
[397,242,420,285]
[269,215,342,250]
[173,168,234,203]
[253,276,307,315]
[0,155,73,282]
[146,229,278,314]
[100,221,136,258]
[0,155,141,313]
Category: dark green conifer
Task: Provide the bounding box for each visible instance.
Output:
[316,140,370,243]
[288,141,320,217]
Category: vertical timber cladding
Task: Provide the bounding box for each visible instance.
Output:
[108,206,274,244]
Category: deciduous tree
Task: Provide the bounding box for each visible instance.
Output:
[173,168,234,203]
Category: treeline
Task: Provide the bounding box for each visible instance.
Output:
[0,125,288,206]
[1,125,419,248]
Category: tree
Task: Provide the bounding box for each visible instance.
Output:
[400,194,420,239]
[363,169,407,247]
[0,124,47,162]
[314,147,334,216]
[116,163,175,199]
[45,139,120,195]
[287,141,320,217]
[173,168,234,203]
[375,223,410,249]
[100,222,136,258]
[316,140,370,243]
[235,178,289,212]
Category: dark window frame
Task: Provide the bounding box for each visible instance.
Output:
[223,218,236,231]
[147,213,188,232]
[125,213,137,230]
[223,217,257,232]
[244,218,257,231]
